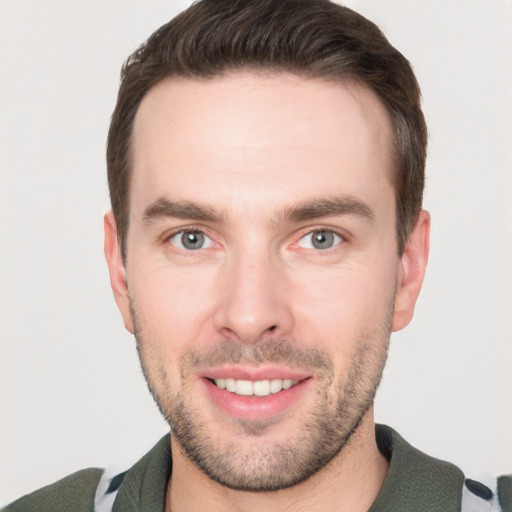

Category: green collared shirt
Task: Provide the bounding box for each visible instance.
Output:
[5,425,511,511]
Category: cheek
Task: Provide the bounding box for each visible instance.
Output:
[291,262,395,350]
[129,263,219,360]
[132,254,217,312]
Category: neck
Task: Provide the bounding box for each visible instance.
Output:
[166,409,389,512]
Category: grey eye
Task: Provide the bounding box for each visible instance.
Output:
[298,230,342,250]
[169,230,213,250]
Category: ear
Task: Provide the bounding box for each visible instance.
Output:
[392,210,430,332]
[104,211,134,333]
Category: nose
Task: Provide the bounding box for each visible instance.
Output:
[212,247,294,344]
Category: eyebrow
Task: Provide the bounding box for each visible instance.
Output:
[142,195,374,225]
[282,195,374,223]
[143,198,224,224]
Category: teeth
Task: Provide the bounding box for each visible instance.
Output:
[213,378,299,396]
[282,379,293,389]
[270,379,284,393]
[235,380,253,396]
[253,380,271,396]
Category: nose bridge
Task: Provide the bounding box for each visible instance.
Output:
[213,241,293,343]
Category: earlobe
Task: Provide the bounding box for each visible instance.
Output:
[104,211,134,333]
[392,210,430,332]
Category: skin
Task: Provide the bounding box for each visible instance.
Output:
[105,72,430,512]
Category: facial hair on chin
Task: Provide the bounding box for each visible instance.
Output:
[131,302,392,492]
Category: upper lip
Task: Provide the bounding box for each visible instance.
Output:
[199,365,311,382]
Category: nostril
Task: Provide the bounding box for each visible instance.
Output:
[267,325,277,332]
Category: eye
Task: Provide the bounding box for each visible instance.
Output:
[168,230,214,251]
[298,230,343,250]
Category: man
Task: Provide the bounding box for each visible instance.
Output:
[4,1,510,511]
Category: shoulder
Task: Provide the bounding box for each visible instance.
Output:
[497,474,512,512]
[373,425,510,512]
[3,436,171,512]
[3,468,103,512]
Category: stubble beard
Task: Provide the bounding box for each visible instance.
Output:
[132,304,392,492]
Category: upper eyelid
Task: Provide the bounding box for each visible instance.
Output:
[164,227,219,253]
[296,228,344,247]
[295,226,348,243]
[162,225,213,241]
[302,227,344,236]
[167,228,211,239]
[160,225,349,248]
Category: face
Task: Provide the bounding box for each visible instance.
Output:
[105,72,429,491]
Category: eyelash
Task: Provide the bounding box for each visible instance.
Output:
[164,228,216,252]
[294,228,345,253]
[162,226,347,255]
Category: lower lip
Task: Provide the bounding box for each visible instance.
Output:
[202,378,312,421]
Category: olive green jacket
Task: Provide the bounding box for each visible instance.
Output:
[5,425,511,511]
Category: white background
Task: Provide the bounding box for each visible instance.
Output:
[1,0,511,505]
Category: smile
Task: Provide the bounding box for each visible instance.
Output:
[202,373,312,420]
[212,378,300,396]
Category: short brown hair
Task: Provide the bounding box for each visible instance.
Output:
[107,0,427,258]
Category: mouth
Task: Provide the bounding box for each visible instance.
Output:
[200,370,312,421]
[209,378,300,396]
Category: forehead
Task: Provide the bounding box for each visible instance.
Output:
[130,71,394,218]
